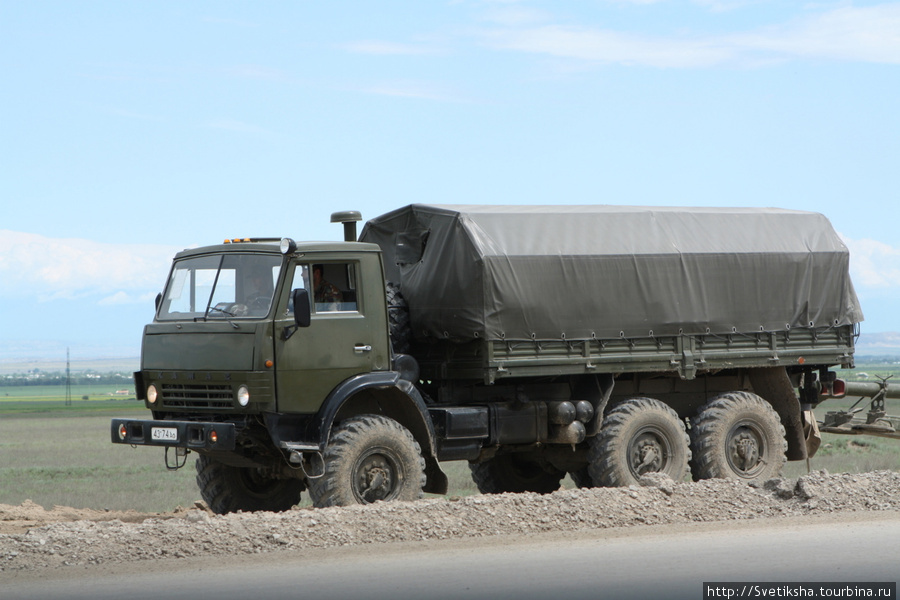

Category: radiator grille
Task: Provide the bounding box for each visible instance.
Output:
[160,383,233,409]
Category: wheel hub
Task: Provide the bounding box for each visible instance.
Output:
[355,454,395,502]
[630,433,664,475]
[728,428,762,473]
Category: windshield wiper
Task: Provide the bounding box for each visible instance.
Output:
[207,305,235,317]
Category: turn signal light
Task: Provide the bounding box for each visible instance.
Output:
[118,424,127,440]
[210,430,218,444]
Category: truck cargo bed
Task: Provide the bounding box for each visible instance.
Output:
[415,325,855,383]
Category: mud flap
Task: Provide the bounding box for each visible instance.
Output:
[749,367,807,461]
[803,409,822,458]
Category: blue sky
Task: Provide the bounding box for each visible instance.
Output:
[1,1,899,360]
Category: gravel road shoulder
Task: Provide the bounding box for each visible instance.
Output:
[2,470,899,576]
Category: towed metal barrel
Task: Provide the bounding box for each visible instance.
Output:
[842,381,900,399]
[820,378,900,439]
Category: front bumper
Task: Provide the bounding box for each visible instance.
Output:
[111,418,236,450]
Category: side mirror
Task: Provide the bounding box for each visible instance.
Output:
[155,293,162,311]
[292,288,311,328]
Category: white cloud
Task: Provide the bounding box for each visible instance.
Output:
[841,235,900,289]
[480,3,900,68]
[484,25,735,68]
[98,291,130,306]
[691,0,757,12]
[734,5,900,64]
[0,231,180,304]
[480,5,554,27]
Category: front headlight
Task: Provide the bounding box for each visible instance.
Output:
[280,238,296,254]
[147,384,158,404]
[237,385,250,407]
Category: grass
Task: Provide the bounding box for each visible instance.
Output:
[1,391,898,512]
[0,408,200,512]
[0,384,139,416]
[784,434,900,477]
[0,384,134,400]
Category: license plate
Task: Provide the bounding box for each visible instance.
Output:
[151,427,178,442]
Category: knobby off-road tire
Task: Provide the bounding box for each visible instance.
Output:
[588,397,691,487]
[690,391,787,483]
[386,282,412,355]
[307,414,426,508]
[469,454,565,494]
[195,455,304,515]
[568,466,594,489]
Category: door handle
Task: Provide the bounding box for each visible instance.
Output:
[354,344,373,354]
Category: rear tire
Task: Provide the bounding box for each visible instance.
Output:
[469,454,565,494]
[690,391,786,483]
[195,455,304,515]
[307,415,426,508]
[588,397,690,487]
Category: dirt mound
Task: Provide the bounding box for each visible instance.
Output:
[2,470,899,573]
[0,500,197,535]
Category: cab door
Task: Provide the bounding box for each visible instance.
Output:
[273,255,389,414]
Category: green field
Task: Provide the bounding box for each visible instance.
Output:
[1,384,133,399]
[1,404,898,513]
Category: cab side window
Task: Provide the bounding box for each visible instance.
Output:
[311,262,358,313]
[287,262,359,315]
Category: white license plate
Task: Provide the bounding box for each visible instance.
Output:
[151,427,178,442]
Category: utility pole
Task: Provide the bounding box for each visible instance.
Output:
[65,347,72,407]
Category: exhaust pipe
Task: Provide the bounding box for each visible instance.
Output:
[331,211,362,242]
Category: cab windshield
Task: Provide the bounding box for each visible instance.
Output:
[157,253,283,321]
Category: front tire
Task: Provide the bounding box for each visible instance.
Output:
[568,466,594,489]
[307,415,426,508]
[588,397,691,487]
[690,391,786,483]
[469,454,565,494]
[195,455,304,515]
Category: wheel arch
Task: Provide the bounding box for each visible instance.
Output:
[316,372,448,494]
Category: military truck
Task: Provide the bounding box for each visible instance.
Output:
[111,205,863,513]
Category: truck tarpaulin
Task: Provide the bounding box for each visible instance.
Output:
[360,204,863,343]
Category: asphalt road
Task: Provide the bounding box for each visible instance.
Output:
[4,513,899,600]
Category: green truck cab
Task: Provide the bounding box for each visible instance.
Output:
[113,205,863,513]
[114,219,446,511]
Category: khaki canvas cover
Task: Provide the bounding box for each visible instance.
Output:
[360,205,863,343]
